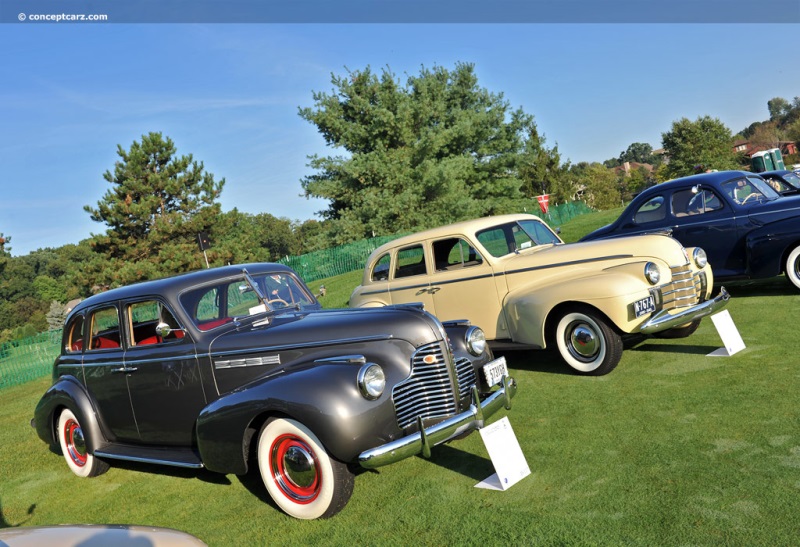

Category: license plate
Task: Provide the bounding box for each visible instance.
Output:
[483,356,508,387]
[634,295,656,317]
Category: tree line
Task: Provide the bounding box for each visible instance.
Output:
[1,62,795,342]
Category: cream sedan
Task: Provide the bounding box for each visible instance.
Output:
[351,214,729,375]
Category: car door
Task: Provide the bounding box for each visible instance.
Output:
[82,303,139,442]
[667,186,745,277]
[426,236,506,339]
[386,243,437,314]
[122,298,206,446]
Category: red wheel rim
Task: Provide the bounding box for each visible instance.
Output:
[64,418,87,467]
[269,434,320,503]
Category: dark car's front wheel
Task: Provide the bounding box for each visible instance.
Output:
[785,245,800,290]
[57,408,109,478]
[553,308,623,376]
[257,418,354,519]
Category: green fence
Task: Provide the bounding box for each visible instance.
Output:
[0,201,592,390]
[0,330,60,390]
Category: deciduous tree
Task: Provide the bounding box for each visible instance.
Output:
[661,116,738,178]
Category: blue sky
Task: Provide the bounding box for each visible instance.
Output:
[2,23,800,256]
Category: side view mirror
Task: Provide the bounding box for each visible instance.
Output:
[155,322,183,338]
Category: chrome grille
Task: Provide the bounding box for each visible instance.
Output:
[392,342,458,429]
[454,357,477,399]
[657,264,700,311]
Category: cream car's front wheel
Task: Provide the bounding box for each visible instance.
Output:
[554,309,623,376]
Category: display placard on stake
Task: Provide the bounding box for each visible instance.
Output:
[475,417,530,491]
[708,310,746,357]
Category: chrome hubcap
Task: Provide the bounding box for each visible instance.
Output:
[283,445,316,489]
[66,420,87,466]
[271,435,320,502]
[568,323,600,361]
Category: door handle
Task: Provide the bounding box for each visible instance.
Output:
[111,366,138,374]
[428,287,440,294]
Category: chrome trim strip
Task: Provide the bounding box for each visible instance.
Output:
[215,355,281,369]
[639,287,730,334]
[209,334,393,359]
[359,370,517,469]
[314,355,367,364]
[93,450,204,469]
[508,255,634,276]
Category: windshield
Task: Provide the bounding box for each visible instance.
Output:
[782,172,800,189]
[180,271,316,331]
[721,176,780,206]
[476,219,561,258]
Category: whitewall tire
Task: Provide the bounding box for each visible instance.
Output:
[554,309,623,376]
[257,418,354,519]
[57,408,109,478]
[785,245,800,290]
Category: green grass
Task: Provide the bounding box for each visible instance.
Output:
[3,210,800,545]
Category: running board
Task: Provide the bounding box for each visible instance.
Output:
[94,443,204,469]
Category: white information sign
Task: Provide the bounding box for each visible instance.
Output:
[475,417,530,491]
[708,310,746,357]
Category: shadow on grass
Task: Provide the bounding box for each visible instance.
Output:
[631,343,720,355]
[722,276,797,298]
[423,443,494,483]
[494,348,575,376]
[236,468,284,514]
[0,498,36,529]
[106,458,232,486]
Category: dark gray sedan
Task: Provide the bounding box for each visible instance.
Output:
[33,263,515,519]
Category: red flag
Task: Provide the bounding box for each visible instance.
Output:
[536,194,550,214]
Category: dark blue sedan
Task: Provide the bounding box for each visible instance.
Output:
[581,170,800,290]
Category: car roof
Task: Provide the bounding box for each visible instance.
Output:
[650,170,757,192]
[72,262,295,313]
[371,213,547,252]
[759,170,793,177]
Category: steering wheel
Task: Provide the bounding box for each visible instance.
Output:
[268,298,289,308]
[741,192,759,205]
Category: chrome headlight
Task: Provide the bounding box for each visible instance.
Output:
[466,326,487,356]
[693,248,708,269]
[644,262,661,285]
[357,363,385,400]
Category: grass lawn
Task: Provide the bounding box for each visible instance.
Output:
[2,211,799,545]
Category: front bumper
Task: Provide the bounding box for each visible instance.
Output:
[358,374,517,469]
[639,287,730,335]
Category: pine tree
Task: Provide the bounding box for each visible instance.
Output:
[84,132,225,286]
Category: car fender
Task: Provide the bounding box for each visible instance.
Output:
[746,218,800,278]
[33,375,106,453]
[196,360,403,475]
[503,268,654,346]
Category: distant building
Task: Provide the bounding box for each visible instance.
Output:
[732,140,797,158]
[613,161,654,177]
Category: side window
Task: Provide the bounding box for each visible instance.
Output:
[678,189,723,215]
[433,238,483,271]
[88,306,120,351]
[476,227,512,258]
[227,282,260,316]
[394,245,427,279]
[64,314,85,353]
[370,253,392,282]
[196,287,221,322]
[633,196,666,224]
[128,300,184,347]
